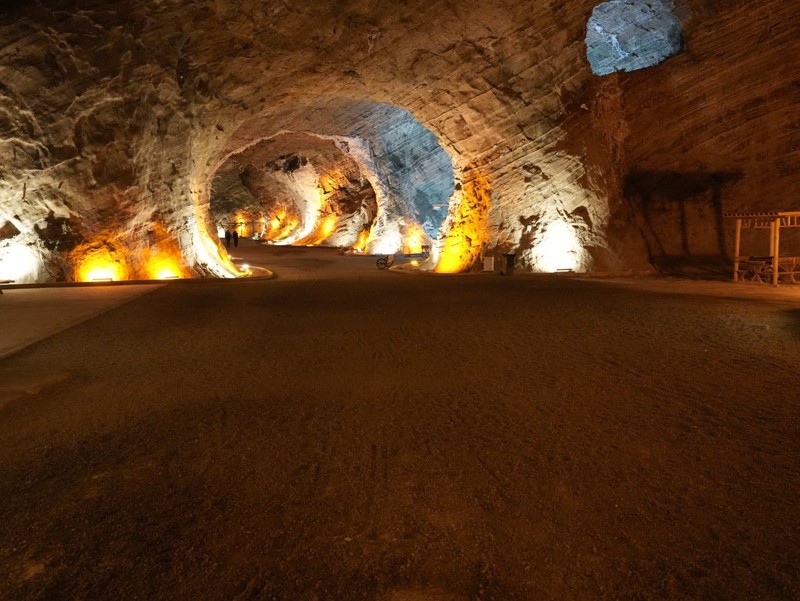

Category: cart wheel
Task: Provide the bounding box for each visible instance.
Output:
[376,256,389,270]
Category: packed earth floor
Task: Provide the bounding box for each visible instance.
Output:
[1,244,799,600]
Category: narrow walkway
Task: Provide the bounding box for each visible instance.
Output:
[0,284,161,360]
[227,239,380,280]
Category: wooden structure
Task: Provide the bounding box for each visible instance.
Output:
[726,211,800,285]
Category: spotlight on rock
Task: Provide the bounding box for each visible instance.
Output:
[148,257,184,280]
[352,230,370,254]
[75,241,128,283]
[534,220,583,273]
[403,223,427,255]
[0,241,40,283]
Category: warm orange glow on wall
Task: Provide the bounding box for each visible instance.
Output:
[232,212,248,237]
[138,223,190,280]
[84,266,120,281]
[295,214,338,246]
[352,229,370,253]
[403,223,427,255]
[197,218,243,277]
[318,215,338,242]
[322,174,338,193]
[74,239,129,282]
[436,168,492,274]
[147,256,184,280]
[266,210,300,242]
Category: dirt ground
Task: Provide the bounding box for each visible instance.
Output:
[1,246,799,600]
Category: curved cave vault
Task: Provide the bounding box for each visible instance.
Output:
[0,0,666,283]
[210,133,380,251]
[200,101,457,262]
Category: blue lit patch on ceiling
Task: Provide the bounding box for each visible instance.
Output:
[586,0,683,76]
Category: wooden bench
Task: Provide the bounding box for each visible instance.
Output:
[728,211,800,285]
[735,256,800,284]
[0,279,13,295]
[775,256,800,284]
[735,256,772,283]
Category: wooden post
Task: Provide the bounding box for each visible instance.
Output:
[733,218,742,282]
[773,217,781,286]
[769,221,775,284]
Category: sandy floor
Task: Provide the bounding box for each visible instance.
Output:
[1,244,798,600]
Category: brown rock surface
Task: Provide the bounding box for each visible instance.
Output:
[609,0,800,270]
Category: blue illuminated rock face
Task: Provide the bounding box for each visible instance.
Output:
[346,103,454,240]
[586,0,683,76]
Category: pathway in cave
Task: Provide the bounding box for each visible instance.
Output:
[226,239,382,281]
[0,273,798,600]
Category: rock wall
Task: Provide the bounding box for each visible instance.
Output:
[613,0,800,271]
[0,0,797,280]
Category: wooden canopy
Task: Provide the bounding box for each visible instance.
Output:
[724,211,800,285]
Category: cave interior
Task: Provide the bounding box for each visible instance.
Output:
[0,0,797,282]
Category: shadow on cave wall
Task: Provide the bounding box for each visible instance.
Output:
[34,211,83,252]
[625,170,742,278]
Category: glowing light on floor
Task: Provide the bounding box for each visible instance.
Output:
[534,219,583,273]
[0,241,40,283]
[87,268,117,281]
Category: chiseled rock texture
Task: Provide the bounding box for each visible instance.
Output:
[0,0,797,280]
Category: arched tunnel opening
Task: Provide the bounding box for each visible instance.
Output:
[195,101,458,274]
[210,133,380,248]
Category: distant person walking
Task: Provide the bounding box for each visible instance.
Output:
[233,229,239,247]
[224,228,232,249]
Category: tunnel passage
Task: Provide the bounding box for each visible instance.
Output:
[203,101,457,259]
[210,133,379,249]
